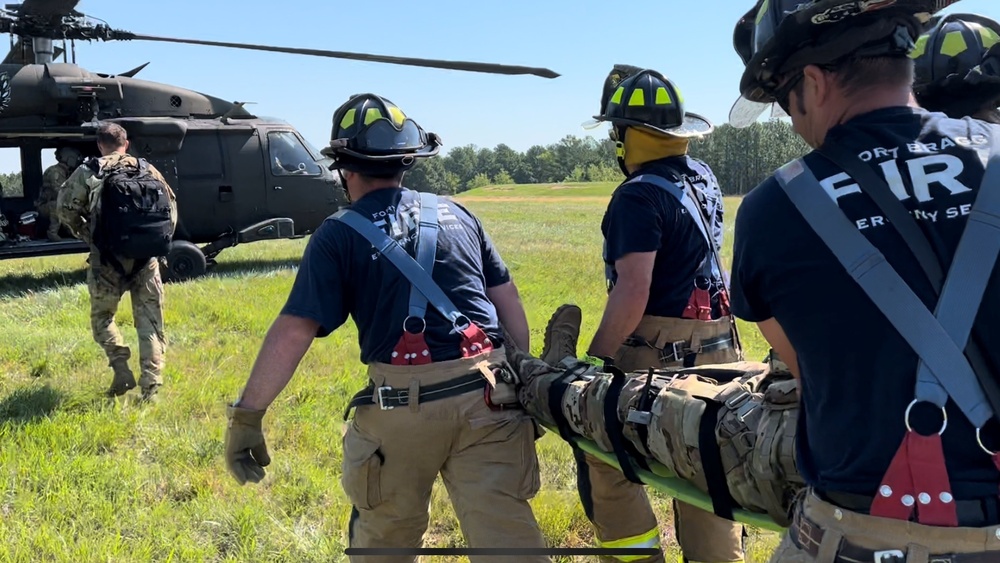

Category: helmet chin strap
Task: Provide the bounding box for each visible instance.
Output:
[614,125,629,176]
[336,169,352,204]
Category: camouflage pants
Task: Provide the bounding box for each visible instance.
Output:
[36,200,62,237]
[87,251,166,389]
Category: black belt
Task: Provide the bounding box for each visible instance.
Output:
[816,489,1000,527]
[623,331,734,366]
[342,371,486,420]
[793,495,1000,563]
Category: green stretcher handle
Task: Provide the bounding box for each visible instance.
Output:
[553,429,788,533]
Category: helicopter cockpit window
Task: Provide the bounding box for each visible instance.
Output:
[268,131,322,177]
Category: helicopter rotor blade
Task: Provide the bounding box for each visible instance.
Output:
[125,33,560,79]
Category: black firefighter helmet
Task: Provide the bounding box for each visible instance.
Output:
[911,13,1000,117]
[728,0,955,128]
[584,68,713,138]
[321,93,442,177]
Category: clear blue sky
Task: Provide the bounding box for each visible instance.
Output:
[7,0,1000,174]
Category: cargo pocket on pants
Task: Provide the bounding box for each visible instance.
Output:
[340,422,385,511]
[517,418,541,500]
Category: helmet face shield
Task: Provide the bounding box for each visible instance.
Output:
[352,118,427,154]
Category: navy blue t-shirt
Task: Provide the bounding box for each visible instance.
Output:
[730,106,1000,500]
[281,187,512,365]
[602,155,726,318]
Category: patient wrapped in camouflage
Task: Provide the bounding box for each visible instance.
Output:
[505,306,805,526]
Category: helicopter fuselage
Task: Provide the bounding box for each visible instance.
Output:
[0,61,347,281]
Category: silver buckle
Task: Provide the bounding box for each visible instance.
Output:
[376,386,402,410]
[671,340,687,362]
[873,550,904,563]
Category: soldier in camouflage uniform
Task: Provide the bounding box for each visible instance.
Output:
[56,123,177,401]
[36,146,82,241]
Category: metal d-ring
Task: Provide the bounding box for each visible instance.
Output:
[904,399,948,436]
[452,314,472,333]
[402,315,426,335]
[977,427,999,456]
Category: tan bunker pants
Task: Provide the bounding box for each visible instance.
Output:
[771,489,1000,562]
[577,315,745,563]
[341,349,549,563]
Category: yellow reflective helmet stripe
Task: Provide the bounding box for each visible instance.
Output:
[611,86,625,105]
[339,108,357,130]
[941,30,969,57]
[910,34,929,59]
[628,89,645,107]
[655,87,672,105]
[364,107,384,125]
[756,0,769,25]
[388,106,406,126]
[980,26,1000,50]
[596,528,661,562]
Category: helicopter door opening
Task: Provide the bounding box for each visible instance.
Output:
[263,129,327,232]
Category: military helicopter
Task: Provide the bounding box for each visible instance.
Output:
[0,0,559,282]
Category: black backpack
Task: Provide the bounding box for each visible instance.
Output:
[93,157,173,266]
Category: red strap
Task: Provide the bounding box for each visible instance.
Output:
[870,431,958,526]
[459,323,493,358]
[391,330,432,365]
[718,288,732,316]
[682,288,713,321]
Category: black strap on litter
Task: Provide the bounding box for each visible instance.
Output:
[633,367,657,457]
[698,398,740,521]
[603,364,647,484]
[817,138,1000,417]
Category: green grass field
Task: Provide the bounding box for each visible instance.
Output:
[0,182,781,562]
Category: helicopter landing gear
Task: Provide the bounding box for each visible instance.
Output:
[161,240,207,283]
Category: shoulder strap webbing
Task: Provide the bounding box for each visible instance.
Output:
[333,196,466,327]
[773,147,1000,428]
[819,130,1000,418]
[408,191,440,320]
[625,173,712,252]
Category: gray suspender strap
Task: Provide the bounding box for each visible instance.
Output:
[332,195,469,329]
[773,146,1000,429]
[408,191,439,321]
[624,173,723,283]
[626,174,713,253]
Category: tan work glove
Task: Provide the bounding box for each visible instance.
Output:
[225,403,271,485]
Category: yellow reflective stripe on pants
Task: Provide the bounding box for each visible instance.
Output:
[597,527,661,562]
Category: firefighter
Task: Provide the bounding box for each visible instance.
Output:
[223,93,548,562]
[727,1,1000,561]
[565,65,745,563]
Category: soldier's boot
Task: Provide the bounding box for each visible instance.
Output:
[140,384,160,403]
[107,358,137,397]
[541,304,582,366]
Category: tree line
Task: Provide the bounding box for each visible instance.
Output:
[405,120,812,196]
